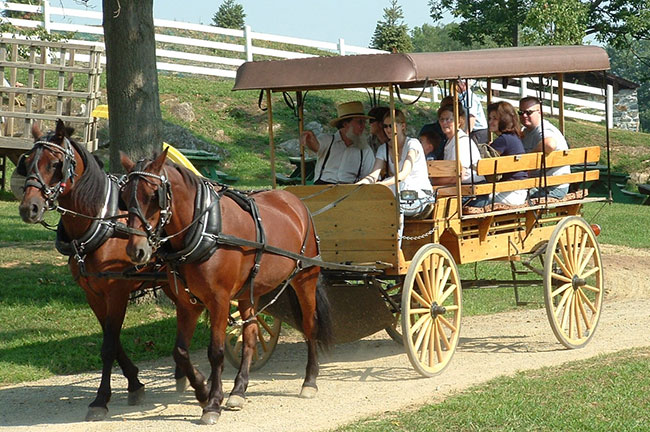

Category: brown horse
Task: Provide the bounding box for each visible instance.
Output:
[120,149,333,425]
[17,120,187,421]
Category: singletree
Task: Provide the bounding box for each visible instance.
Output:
[212,0,246,30]
[370,0,413,53]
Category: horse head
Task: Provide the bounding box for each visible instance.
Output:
[18,119,78,223]
[120,148,172,265]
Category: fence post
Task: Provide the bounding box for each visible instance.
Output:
[607,84,614,130]
[244,25,253,61]
[42,0,51,33]
[338,38,346,56]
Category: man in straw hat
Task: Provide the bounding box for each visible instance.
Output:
[301,101,375,184]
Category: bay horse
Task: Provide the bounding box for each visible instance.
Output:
[17,120,187,421]
[119,149,333,425]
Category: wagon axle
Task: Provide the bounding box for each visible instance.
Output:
[571,275,587,290]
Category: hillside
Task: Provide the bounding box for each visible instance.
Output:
[156,74,650,186]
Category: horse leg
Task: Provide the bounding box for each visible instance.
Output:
[290,271,333,399]
[225,300,257,410]
[172,302,209,405]
[200,300,230,425]
[85,288,132,421]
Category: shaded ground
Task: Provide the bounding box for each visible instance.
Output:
[0,244,648,432]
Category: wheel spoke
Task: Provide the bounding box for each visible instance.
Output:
[443,304,459,312]
[575,233,589,272]
[572,225,580,270]
[433,319,443,363]
[257,316,274,334]
[416,272,433,305]
[573,294,582,339]
[582,283,601,293]
[561,290,574,330]
[553,251,573,279]
[257,327,268,351]
[438,314,457,333]
[439,283,458,304]
[416,319,432,357]
[429,320,437,367]
[551,282,571,298]
[409,313,430,335]
[580,266,600,279]
[555,287,571,320]
[436,267,452,301]
[576,247,595,276]
[577,288,597,313]
[576,290,592,331]
[559,231,574,272]
[411,289,430,308]
[409,308,430,315]
[550,272,573,284]
[436,318,451,350]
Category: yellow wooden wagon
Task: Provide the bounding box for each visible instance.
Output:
[231,46,609,376]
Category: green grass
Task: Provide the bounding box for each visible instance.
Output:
[583,201,650,249]
[334,347,650,432]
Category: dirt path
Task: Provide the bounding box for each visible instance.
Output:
[1,244,649,432]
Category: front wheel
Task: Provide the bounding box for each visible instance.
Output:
[224,304,282,371]
[401,244,462,377]
[544,216,604,349]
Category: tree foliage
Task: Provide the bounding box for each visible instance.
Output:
[411,23,497,53]
[212,0,246,30]
[428,0,650,52]
[371,0,413,53]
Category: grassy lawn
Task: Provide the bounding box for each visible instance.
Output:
[335,347,650,432]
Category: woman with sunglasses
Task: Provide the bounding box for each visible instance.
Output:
[357,109,433,218]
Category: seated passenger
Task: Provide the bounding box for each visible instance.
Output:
[417,95,454,160]
[357,109,434,218]
[301,101,375,184]
[519,96,570,200]
[486,101,528,206]
[418,129,441,161]
[367,106,390,154]
[434,104,485,186]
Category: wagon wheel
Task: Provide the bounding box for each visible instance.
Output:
[224,302,282,371]
[383,280,404,345]
[544,216,603,349]
[401,244,462,377]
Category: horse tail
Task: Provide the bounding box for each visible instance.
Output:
[287,274,333,351]
[314,275,334,351]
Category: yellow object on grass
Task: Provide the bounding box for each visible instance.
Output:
[91,104,203,177]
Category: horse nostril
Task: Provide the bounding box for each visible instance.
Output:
[136,248,147,262]
[30,203,39,217]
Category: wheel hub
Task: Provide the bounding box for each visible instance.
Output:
[571,274,586,290]
[430,301,446,317]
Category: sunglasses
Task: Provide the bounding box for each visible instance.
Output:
[383,122,404,129]
[518,109,539,116]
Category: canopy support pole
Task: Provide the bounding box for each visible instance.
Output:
[297,91,306,185]
[266,89,277,189]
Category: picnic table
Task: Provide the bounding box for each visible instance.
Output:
[176,148,238,184]
[276,156,316,185]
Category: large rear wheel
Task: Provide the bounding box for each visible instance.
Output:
[224,302,282,371]
[544,216,603,349]
[401,244,462,377]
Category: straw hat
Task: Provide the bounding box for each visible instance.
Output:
[329,101,372,127]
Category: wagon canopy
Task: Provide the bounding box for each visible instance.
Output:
[233,45,610,92]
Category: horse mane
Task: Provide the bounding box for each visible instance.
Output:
[168,160,202,191]
[67,137,107,216]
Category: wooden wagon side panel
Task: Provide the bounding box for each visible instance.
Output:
[285,184,399,267]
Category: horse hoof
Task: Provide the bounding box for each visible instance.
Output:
[85,406,108,422]
[299,386,318,399]
[176,376,189,393]
[128,386,145,405]
[200,411,221,425]
[199,399,209,408]
[225,394,245,410]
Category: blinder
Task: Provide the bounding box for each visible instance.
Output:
[16,153,28,177]
[118,195,128,212]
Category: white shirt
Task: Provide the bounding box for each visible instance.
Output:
[460,87,487,130]
[377,137,433,197]
[443,130,486,184]
[314,132,375,184]
[521,119,571,188]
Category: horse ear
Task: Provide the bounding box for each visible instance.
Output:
[120,151,135,173]
[150,147,169,173]
[55,119,66,139]
[31,121,42,139]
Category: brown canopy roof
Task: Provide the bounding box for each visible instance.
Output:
[233,45,610,92]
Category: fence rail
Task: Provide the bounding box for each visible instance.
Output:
[1,0,613,127]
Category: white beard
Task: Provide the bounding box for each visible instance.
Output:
[345,128,368,148]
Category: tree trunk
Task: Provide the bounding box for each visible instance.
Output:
[103,0,162,171]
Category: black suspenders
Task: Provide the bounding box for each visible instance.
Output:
[316,135,365,184]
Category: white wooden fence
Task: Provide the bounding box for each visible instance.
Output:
[1,0,613,127]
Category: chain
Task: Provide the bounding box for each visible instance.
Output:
[401,226,437,241]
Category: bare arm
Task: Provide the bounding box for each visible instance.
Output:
[379,149,416,185]
[300,130,320,153]
[356,157,386,184]
[534,136,558,154]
